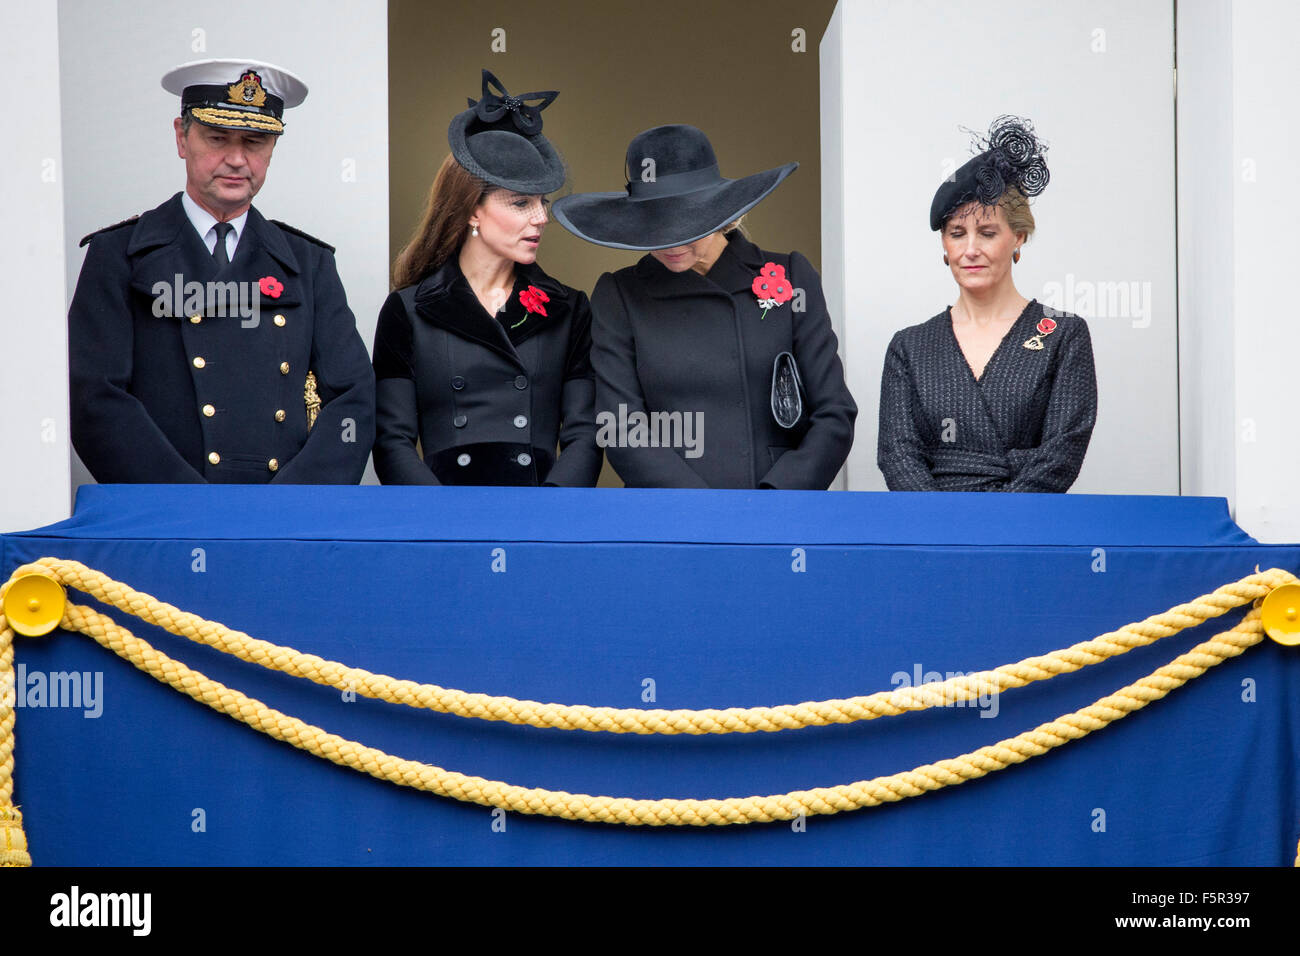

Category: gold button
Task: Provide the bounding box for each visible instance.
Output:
[280,362,290,375]
[202,404,215,417]
[208,452,220,465]
[193,356,206,369]
[273,314,286,327]
[268,458,279,472]
[274,409,286,422]
[189,314,202,324]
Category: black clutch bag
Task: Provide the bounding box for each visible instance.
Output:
[770,351,805,430]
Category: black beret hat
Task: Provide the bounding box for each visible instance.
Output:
[930,115,1050,231]
[447,70,565,195]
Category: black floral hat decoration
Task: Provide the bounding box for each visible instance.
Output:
[447,69,566,195]
[930,115,1050,231]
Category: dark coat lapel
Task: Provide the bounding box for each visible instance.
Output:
[506,260,568,347]
[704,233,766,294]
[413,258,522,367]
[236,208,304,308]
[125,195,306,309]
[128,193,218,293]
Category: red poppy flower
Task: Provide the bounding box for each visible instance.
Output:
[519,285,549,317]
[1036,317,1057,336]
[258,275,283,299]
[752,262,793,308]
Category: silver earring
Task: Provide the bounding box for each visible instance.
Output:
[471,225,479,238]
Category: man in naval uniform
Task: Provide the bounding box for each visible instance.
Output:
[68,59,374,483]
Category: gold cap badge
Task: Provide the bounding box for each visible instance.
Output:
[228,70,268,108]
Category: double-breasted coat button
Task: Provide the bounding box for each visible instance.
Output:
[457,453,471,466]
[189,314,202,324]
[192,356,205,368]
[513,415,528,428]
[514,375,528,390]
[201,404,215,417]
[453,414,467,427]
[451,376,465,390]
[517,452,532,466]
[280,362,290,375]
[273,314,286,327]
[268,458,279,472]
[208,451,220,465]
[274,409,286,422]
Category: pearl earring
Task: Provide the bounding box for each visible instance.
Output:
[471,225,479,238]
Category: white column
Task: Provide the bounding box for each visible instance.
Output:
[0,2,70,533]
[1178,0,1300,542]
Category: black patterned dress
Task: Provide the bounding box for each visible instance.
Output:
[877,300,1097,492]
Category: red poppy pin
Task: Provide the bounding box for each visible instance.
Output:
[513,285,550,329]
[258,275,284,299]
[751,262,793,319]
[1024,315,1057,351]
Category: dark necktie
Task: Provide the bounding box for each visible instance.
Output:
[212,222,234,267]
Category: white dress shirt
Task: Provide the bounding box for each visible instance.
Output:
[181,191,248,261]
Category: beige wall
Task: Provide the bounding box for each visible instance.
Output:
[389,0,836,282]
[389,0,838,484]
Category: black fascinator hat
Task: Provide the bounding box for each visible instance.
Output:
[447,69,566,194]
[930,115,1049,231]
[552,124,797,251]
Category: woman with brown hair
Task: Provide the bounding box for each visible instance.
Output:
[371,70,600,485]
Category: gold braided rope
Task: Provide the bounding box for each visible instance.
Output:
[13,558,1293,736]
[0,561,1296,857]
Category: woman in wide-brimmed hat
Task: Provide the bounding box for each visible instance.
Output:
[371,70,600,486]
[553,124,856,489]
[877,115,1097,493]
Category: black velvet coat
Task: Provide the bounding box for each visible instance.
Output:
[371,258,601,486]
[877,300,1097,492]
[589,233,857,489]
[68,193,375,484]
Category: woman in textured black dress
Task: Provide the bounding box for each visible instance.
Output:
[371,70,600,486]
[877,116,1097,492]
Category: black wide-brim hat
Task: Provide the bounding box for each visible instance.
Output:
[930,115,1050,230]
[552,125,797,251]
[447,69,566,195]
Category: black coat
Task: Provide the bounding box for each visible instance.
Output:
[589,233,857,489]
[877,300,1097,492]
[68,193,375,484]
[371,257,601,486]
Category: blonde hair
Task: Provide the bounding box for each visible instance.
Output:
[999,187,1036,241]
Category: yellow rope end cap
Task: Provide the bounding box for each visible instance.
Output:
[0,806,31,867]
[2,572,66,637]
[1261,583,1300,646]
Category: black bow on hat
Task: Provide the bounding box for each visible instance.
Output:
[468,70,558,137]
[447,69,566,195]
